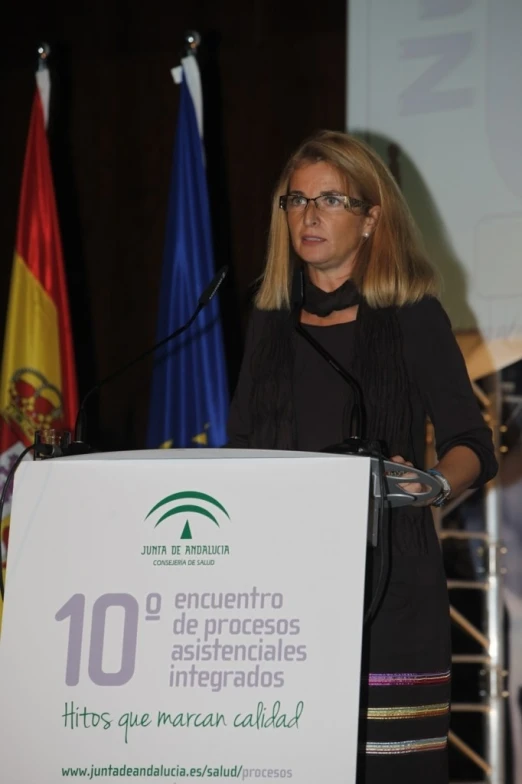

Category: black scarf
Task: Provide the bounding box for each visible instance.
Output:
[303,275,361,315]
[248,271,412,458]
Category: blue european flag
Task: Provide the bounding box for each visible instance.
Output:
[146,63,229,448]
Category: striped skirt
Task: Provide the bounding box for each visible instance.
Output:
[359,668,451,781]
[358,548,452,783]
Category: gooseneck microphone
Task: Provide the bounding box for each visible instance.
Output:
[291,266,368,449]
[295,323,364,440]
[73,265,229,450]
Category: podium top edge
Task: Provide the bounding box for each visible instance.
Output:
[56,448,361,462]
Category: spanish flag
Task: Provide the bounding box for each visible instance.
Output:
[0,66,78,627]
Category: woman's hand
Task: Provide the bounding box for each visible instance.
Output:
[388,454,430,505]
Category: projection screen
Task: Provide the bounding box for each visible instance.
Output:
[346,0,522,378]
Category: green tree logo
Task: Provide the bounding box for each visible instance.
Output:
[145,491,230,540]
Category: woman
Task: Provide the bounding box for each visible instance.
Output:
[227,130,497,783]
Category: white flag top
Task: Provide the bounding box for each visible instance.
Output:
[171,56,203,140]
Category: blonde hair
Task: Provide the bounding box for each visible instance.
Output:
[255,130,438,310]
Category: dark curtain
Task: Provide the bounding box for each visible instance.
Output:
[0,0,346,450]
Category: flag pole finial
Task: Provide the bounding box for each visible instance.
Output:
[183,31,201,57]
[37,42,51,71]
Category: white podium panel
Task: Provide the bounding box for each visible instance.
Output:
[0,449,370,783]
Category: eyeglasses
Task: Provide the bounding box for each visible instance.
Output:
[279,192,372,214]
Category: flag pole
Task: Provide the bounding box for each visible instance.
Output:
[37,42,51,70]
[183,30,201,57]
[36,43,52,129]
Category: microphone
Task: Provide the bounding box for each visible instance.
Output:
[73,265,229,450]
[291,266,370,452]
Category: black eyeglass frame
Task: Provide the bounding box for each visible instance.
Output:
[279,193,372,214]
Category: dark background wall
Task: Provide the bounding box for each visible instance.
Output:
[0,0,346,450]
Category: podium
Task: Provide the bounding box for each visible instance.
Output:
[0,448,377,782]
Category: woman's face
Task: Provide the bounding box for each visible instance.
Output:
[286,161,373,277]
